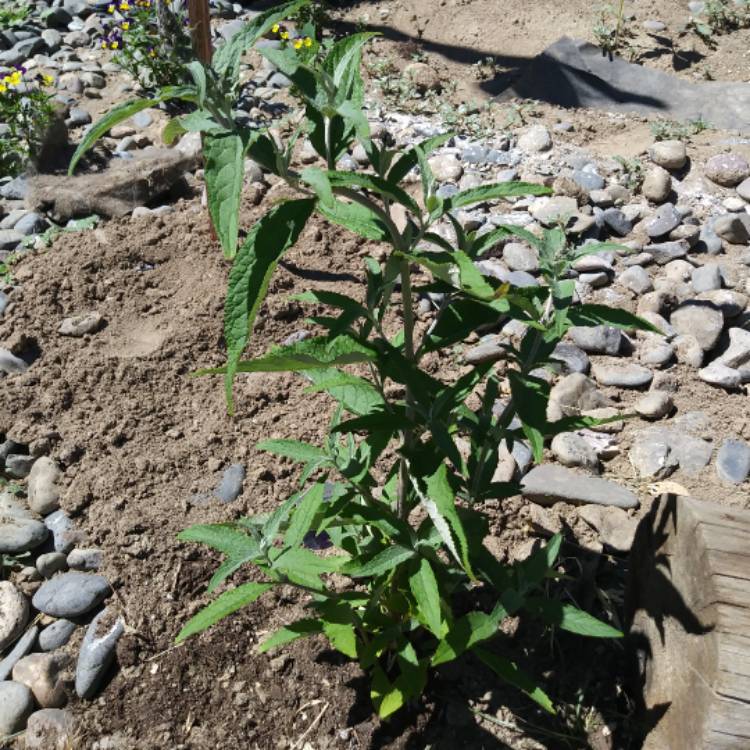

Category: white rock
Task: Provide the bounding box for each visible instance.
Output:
[0,582,29,652]
[27,457,62,515]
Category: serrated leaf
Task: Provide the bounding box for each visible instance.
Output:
[222,198,315,411]
[175,582,273,643]
[325,170,420,215]
[179,524,259,558]
[431,610,501,666]
[323,621,358,658]
[409,558,443,637]
[343,544,415,577]
[323,32,376,106]
[204,132,245,259]
[474,648,555,714]
[317,197,389,241]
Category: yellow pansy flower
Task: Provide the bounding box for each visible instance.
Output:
[119,1,130,10]
[304,37,312,47]
[280,31,289,40]
[271,23,280,33]
[107,3,115,12]
[110,40,119,49]
[293,38,303,49]
[42,74,54,86]
[0,84,6,94]
[122,21,130,30]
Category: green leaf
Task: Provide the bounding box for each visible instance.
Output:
[186,60,208,105]
[567,304,662,334]
[256,439,327,463]
[258,618,324,652]
[304,369,384,416]
[343,544,415,577]
[435,182,550,218]
[325,170,420,215]
[163,111,226,145]
[524,599,623,638]
[431,610,501,666]
[284,483,326,548]
[409,558,443,637]
[474,648,555,714]
[323,621,358,658]
[204,132,245,259]
[222,198,315,411]
[388,133,452,185]
[317,197,389,241]
[454,249,496,299]
[212,0,309,85]
[323,32,377,106]
[175,582,273,643]
[423,298,503,352]
[178,524,259,559]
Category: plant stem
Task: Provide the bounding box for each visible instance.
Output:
[397,259,415,520]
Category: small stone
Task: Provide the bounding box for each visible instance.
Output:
[0,581,29,652]
[213,464,245,503]
[12,653,67,708]
[737,177,750,201]
[592,362,653,388]
[714,328,750,369]
[502,242,538,272]
[427,154,463,182]
[649,140,687,171]
[577,505,637,552]
[521,464,638,509]
[630,429,677,478]
[530,196,578,226]
[713,214,749,245]
[38,620,77,652]
[670,301,724,351]
[14,212,48,236]
[635,391,673,420]
[4,454,34,479]
[36,552,68,579]
[28,457,62,515]
[619,265,653,294]
[58,311,102,337]
[568,325,622,355]
[550,343,590,375]
[646,241,688,265]
[716,439,750,484]
[601,207,632,236]
[723,196,746,212]
[0,496,49,555]
[44,510,81,554]
[75,608,125,699]
[698,290,747,318]
[403,61,441,92]
[673,334,704,367]
[464,341,505,365]
[639,337,674,368]
[32,573,109,618]
[699,222,723,255]
[548,373,609,421]
[705,153,750,187]
[67,548,102,571]
[518,125,552,153]
[0,681,34,735]
[699,361,742,389]
[0,627,38,681]
[646,203,682,238]
[24,708,74,750]
[691,264,722,293]
[550,433,599,471]
[0,347,28,375]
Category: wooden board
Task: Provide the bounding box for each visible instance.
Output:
[627,494,750,749]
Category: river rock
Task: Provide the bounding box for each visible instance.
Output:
[38,620,77,652]
[716,439,750,484]
[691,264,722,293]
[521,464,638,508]
[646,203,682,238]
[713,214,750,245]
[699,361,742,388]
[0,494,49,554]
[592,362,653,388]
[12,653,67,708]
[548,372,609,421]
[635,391,673,420]
[213,464,245,503]
[713,328,750,370]
[0,681,34,735]
[0,627,38,681]
[619,265,653,294]
[577,505,638,552]
[550,432,599,471]
[25,708,74,750]
[428,154,463,182]
[75,608,125,699]
[649,140,687,171]
[36,552,68,579]
[44,510,82,554]
[670,301,724,351]
[32,573,109,618]
[0,582,29,652]
[67,548,102,571]
[550,343,590,374]
[0,347,28,375]
[630,428,677,478]
[642,166,672,203]
[705,153,750,187]
[569,325,622,355]
[58,311,102,337]
[27,456,62,515]
[518,124,552,153]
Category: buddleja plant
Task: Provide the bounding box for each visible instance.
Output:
[175,33,656,719]
[68,0,310,259]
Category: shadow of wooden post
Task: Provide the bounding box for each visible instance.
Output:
[626,494,750,748]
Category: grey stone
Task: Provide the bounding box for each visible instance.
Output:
[548,372,609,421]
[737,177,750,201]
[642,166,672,203]
[75,608,125,699]
[0,681,34,735]
[630,429,677,478]
[41,29,62,53]
[38,620,76,652]
[66,548,102,571]
[572,168,605,191]
[569,325,622,355]
[132,110,152,129]
[58,311,102,337]
[646,203,682,238]
[699,361,742,388]
[698,290,747,318]
[646,240,688,264]
[716,439,750,484]
[673,334,704,367]
[0,495,48,555]
[550,343,590,374]
[649,140,687,170]
[66,107,91,128]
[713,214,749,245]
[530,196,578,226]
[0,176,27,200]
[36,552,68,579]
[12,653,67,708]
[670,432,713,475]
[427,154,463,182]
[0,347,28,374]
[32,573,109,618]
[502,242,538,272]
[0,291,8,317]
[635,391,673,420]
[521,464,638,508]
[28,456,62,515]
[3,454,35,479]
[601,207,632,236]
[24,708,74,750]
[0,627,38,681]
[464,341,505,365]
[698,222,723,255]
[619,265,653,294]
[518,125,552,153]
[714,327,750,369]
[592,362,653,388]
[550,432,599,471]
[44,510,81,554]
[705,153,750,187]
[691,264,722,293]
[13,212,48,236]
[0,581,29,653]
[213,464,245,503]
[670,301,724,351]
